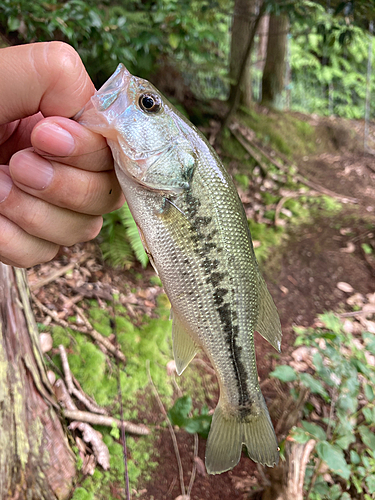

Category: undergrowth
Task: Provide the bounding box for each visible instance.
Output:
[100,204,148,270]
[271,313,375,500]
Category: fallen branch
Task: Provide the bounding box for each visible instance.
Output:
[31,293,126,362]
[229,127,269,177]
[230,122,358,204]
[63,409,150,435]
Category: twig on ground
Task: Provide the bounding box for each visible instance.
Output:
[187,433,199,497]
[339,308,375,317]
[59,344,108,415]
[63,409,150,435]
[31,293,126,362]
[54,378,77,411]
[146,360,186,497]
[274,191,316,227]
[59,345,74,391]
[30,255,88,291]
[69,421,110,470]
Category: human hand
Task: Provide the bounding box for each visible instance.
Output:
[0,42,124,268]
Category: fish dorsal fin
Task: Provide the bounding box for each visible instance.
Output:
[171,309,198,375]
[255,276,282,352]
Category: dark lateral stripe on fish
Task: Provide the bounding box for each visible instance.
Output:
[182,189,252,412]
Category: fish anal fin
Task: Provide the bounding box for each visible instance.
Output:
[205,400,279,475]
[172,311,198,375]
[255,276,282,352]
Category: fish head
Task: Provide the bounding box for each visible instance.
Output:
[77,64,196,193]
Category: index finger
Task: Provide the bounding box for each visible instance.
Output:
[0,42,94,124]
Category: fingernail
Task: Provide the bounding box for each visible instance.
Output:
[0,168,13,202]
[33,122,75,156]
[10,150,54,190]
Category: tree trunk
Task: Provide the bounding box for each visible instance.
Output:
[256,13,269,100]
[0,264,76,500]
[228,0,258,108]
[261,14,289,109]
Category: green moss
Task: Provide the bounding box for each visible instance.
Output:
[88,308,112,337]
[44,297,174,498]
[249,221,285,264]
[71,487,94,500]
[238,108,316,159]
[234,173,249,189]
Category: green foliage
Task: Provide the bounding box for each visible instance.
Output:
[167,395,212,438]
[100,204,148,269]
[290,8,375,119]
[0,0,231,94]
[272,312,375,498]
[71,488,94,500]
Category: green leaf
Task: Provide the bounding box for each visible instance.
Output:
[168,33,180,49]
[316,441,350,480]
[270,365,297,382]
[301,421,326,441]
[335,432,355,450]
[365,475,375,494]
[358,426,375,451]
[291,426,310,444]
[361,243,373,255]
[364,384,375,402]
[350,449,360,465]
[184,414,212,438]
[167,395,192,427]
[300,373,328,399]
[318,312,342,334]
[7,16,20,31]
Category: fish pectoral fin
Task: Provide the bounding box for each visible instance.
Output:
[255,276,282,352]
[205,399,279,475]
[171,310,198,375]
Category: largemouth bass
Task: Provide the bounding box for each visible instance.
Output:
[77,64,282,474]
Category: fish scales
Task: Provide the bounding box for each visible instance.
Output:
[77,63,282,475]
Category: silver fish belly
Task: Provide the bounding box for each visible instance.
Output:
[77,63,282,474]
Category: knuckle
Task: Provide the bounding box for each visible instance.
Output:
[49,42,81,74]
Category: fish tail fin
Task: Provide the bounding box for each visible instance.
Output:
[205,401,279,475]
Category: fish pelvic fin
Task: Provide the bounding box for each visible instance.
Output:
[256,276,282,352]
[171,310,198,375]
[205,400,279,475]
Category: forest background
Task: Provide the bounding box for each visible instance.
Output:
[0,1,375,500]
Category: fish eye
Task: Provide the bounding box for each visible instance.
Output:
[139,93,162,113]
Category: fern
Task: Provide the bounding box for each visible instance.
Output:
[100,205,148,269]
[122,206,149,268]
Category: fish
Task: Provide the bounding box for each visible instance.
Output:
[76,64,282,474]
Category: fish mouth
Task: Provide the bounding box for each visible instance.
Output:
[74,63,133,133]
